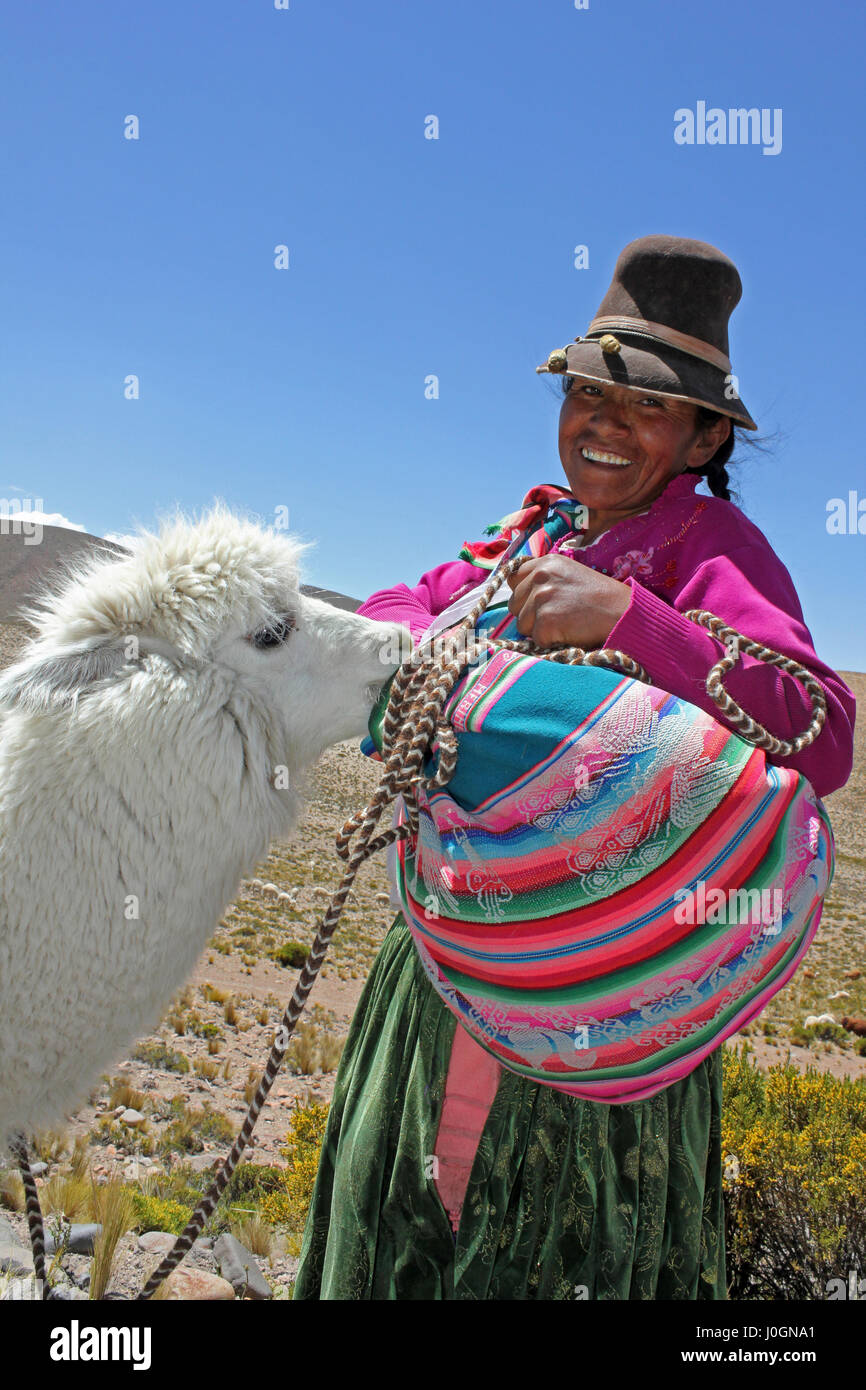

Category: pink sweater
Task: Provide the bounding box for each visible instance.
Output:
[357,472,855,800]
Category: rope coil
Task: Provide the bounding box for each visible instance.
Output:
[14,553,827,1298]
[682,608,827,756]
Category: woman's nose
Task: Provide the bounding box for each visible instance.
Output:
[591,397,631,434]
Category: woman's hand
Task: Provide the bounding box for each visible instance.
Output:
[505,555,632,649]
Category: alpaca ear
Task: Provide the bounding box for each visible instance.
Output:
[0,639,130,715]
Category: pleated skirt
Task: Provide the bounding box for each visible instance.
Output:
[293,913,726,1300]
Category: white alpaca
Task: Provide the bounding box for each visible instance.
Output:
[0,502,410,1144]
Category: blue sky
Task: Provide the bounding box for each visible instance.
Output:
[1,0,864,670]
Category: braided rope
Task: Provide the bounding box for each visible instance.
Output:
[13,554,827,1300]
[9,1132,49,1298]
[683,609,827,756]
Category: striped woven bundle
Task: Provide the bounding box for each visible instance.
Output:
[370,602,835,1103]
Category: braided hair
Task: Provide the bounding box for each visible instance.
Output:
[686,405,740,502]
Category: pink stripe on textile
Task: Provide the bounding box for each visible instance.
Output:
[433,1024,502,1234]
[540,901,825,1104]
[450,649,528,732]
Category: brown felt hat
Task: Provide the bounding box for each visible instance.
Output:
[536,234,757,429]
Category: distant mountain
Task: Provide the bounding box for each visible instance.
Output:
[0,523,360,623]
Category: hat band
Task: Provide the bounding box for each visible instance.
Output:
[585,316,732,373]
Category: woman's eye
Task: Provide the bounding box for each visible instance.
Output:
[641,396,663,407]
[249,617,295,649]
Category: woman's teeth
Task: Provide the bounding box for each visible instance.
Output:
[581,447,634,468]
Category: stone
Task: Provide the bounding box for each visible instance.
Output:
[29,1161,48,1177]
[159,1268,235,1301]
[64,1258,91,1289]
[120,1108,146,1127]
[68,1223,102,1255]
[0,1218,34,1277]
[138,1231,176,1255]
[214,1233,272,1300]
[186,1153,220,1174]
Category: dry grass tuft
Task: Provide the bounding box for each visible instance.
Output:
[0,1171,25,1213]
[31,1128,69,1166]
[202,982,232,1005]
[41,1173,91,1221]
[230,1213,274,1260]
[107,1077,148,1112]
[89,1181,134,1300]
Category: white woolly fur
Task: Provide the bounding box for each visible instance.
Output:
[0,501,410,1143]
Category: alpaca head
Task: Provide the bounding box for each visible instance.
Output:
[0,501,412,810]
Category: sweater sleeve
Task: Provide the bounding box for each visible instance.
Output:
[356,558,487,642]
[604,543,856,799]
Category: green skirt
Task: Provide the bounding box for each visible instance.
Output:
[294,913,726,1300]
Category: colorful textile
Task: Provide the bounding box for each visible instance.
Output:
[366,604,835,1104]
[356,472,856,800]
[457,484,587,567]
[293,911,726,1300]
[432,1022,502,1233]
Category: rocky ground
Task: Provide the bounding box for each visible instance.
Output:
[0,1212,292,1301]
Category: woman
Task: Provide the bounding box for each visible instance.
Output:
[293,235,856,1300]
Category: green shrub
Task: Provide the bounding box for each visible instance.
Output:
[190,1020,222,1041]
[157,1105,235,1156]
[789,1021,849,1046]
[93,1119,156,1155]
[131,1041,190,1074]
[130,1191,193,1235]
[221,1162,286,1207]
[722,1043,866,1299]
[146,1172,205,1208]
[273,941,309,969]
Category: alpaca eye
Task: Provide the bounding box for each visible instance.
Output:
[249,617,295,650]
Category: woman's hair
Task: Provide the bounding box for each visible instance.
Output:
[687,405,740,503]
[559,376,753,504]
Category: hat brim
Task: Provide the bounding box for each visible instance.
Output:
[542,336,757,430]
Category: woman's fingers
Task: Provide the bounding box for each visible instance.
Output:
[510,584,538,635]
[506,557,547,614]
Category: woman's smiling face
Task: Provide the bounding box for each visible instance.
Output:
[558,378,731,516]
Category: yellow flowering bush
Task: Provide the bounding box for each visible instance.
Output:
[259,1099,330,1239]
[130,1192,193,1235]
[723,1043,866,1299]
